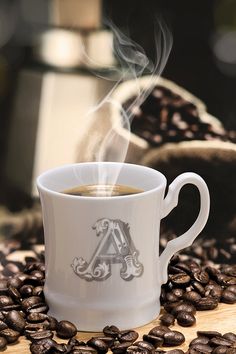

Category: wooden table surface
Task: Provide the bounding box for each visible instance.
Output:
[5,303,236,353]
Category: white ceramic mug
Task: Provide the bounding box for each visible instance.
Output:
[37,162,210,331]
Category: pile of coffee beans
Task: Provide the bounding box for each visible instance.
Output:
[123,85,236,146]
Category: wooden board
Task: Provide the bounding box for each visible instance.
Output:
[5,303,236,353]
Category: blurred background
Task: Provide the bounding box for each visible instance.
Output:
[0,0,236,211]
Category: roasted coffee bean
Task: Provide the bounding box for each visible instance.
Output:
[192,281,206,296]
[118,330,139,343]
[0,328,20,343]
[148,325,171,338]
[56,320,77,339]
[8,286,21,301]
[227,286,236,295]
[20,284,34,297]
[209,337,233,347]
[87,338,109,353]
[221,290,236,304]
[163,301,182,314]
[197,331,222,338]
[30,338,56,354]
[223,333,236,343]
[176,311,196,327]
[103,325,120,338]
[21,296,42,311]
[221,265,236,277]
[190,343,212,353]
[127,345,149,354]
[32,286,44,297]
[72,346,97,354]
[95,336,114,348]
[172,288,184,299]
[0,336,7,350]
[225,348,236,354]
[192,270,210,285]
[30,270,44,281]
[175,262,191,274]
[163,331,185,346]
[27,302,49,314]
[190,336,209,346]
[27,313,48,323]
[68,337,82,346]
[166,292,179,303]
[142,334,163,348]
[24,322,50,336]
[47,316,58,330]
[195,297,218,310]
[159,313,175,326]
[2,263,21,276]
[0,295,14,308]
[183,291,201,303]
[7,277,23,289]
[1,304,21,312]
[205,283,222,300]
[216,274,236,286]
[0,320,7,331]
[28,330,53,342]
[111,342,132,354]
[134,341,155,352]
[212,346,228,354]
[5,310,26,332]
[171,303,196,316]
[170,273,191,286]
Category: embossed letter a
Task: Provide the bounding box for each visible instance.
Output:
[71,218,143,281]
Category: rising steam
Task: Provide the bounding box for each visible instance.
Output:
[81,19,173,188]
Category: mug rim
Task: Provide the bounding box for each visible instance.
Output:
[36,162,167,200]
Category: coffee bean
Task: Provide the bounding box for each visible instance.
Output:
[227,286,236,295]
[25,322,50,336]
[170,273,191,286]
[32,286,44,297]
[0,336,7,350]
[216,274,236,286]
[1,304,21,311]
[87,338,109,353]
[166,292,179,303]
[172,288,184,299]
[72,346,98,354]
[118,330,139,343]
[46,316,58,330]
[205,283,222,300]
[96,336,115,348]
[8,286,21,301]
[0,296,14,308]
[171,303,196,316]
[183,291,201,303]
[190,336,209,346]
[111,342,132,354]
[103,325,120,338]
[190,343,212,353]
[53,342,70,353]
[163,331,185,346]
[149,325,171,338]
[225,348,236,354]
[21,296,42,311]
[0,320,8,331]
[27,302,48,314]
[209,337,233,347]
[175,262,191,274]
[195,297,218,310]
[192,270,210,285]
[27,313,48,323]
[127,345,149,354]
[28,330,53,342]
[5,310,26,332]
[197,331,222,338]
[20,284,34,297]
[223,333,236,343]
[164,301,182,314]
[56,320,77,339]
[176,311,196,327]
[7,277,23,290]
[0,328,20,343]
[142,334,163,348]
[212,346,228,354]
[159,313,175,326]
[191,281,206,296]
[30,338,56,354]
[221,290,236,304]
[134,341,155,352]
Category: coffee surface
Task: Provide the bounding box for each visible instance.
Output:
[62,184,144,197]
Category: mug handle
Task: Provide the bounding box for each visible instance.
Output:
[159,172,210,285]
